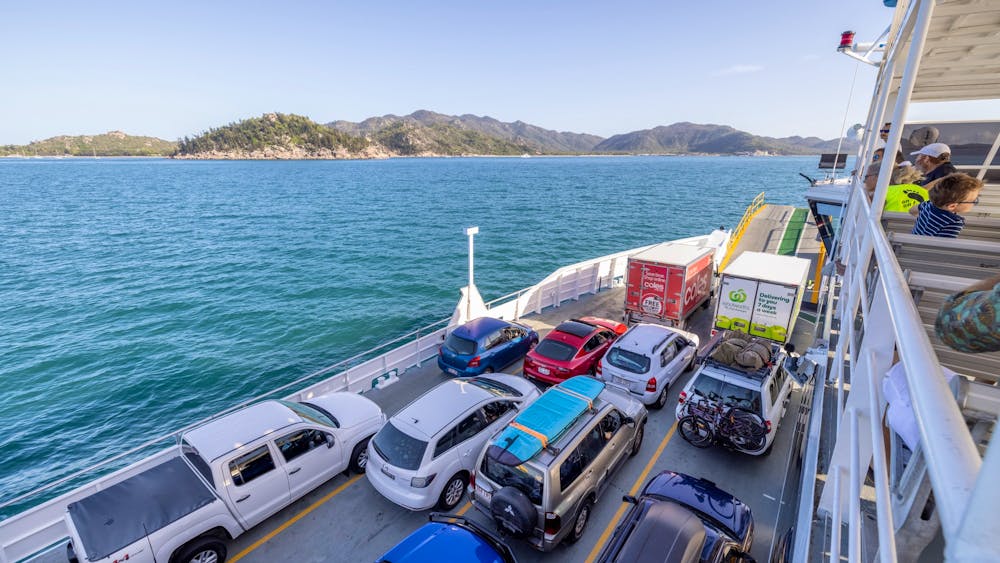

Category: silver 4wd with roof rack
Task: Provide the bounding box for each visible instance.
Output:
[470,376,647,551]
[674,331,793,456]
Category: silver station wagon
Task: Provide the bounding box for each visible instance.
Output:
[470,376,647,551]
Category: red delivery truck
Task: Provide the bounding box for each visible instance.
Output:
[624,242,715,329]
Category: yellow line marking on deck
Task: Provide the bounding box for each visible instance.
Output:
[229,473,364,563]
[584,421,678,563]
[456,500,472,516]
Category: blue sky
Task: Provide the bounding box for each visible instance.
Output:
[0,1,939,145]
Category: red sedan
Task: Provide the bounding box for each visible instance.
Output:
[522,316,628,385]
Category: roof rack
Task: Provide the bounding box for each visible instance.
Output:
[487,376,604,465]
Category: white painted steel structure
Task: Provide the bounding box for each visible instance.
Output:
[797,1,1000,561]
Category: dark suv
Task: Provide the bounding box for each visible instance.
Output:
[597,470,755,563]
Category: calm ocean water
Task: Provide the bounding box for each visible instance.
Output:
[0,155,841,514]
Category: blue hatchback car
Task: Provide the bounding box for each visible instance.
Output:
[377,513,517,563]
[438,317,539,377]
[597,470,755,563]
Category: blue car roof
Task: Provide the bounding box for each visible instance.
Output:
[641,470,752,542]
[453,317,513,341]
[378,521,506,563]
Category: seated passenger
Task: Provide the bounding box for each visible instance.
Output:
[883,164,928,212]
[935,274,1000,353]
[911,143,957,186]
[909,173,983,238]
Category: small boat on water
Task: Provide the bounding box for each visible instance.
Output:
[1,2,998,562]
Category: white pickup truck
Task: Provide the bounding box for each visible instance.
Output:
[65,393,385,563]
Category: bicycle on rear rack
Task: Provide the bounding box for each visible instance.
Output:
[678,397,767,453]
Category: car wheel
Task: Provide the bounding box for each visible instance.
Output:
[629,423,644,457]
[173,538,227,563]
[349,438,371,474]
[565,498,593,544]
[651,386,669,410]
[437,473,467,510]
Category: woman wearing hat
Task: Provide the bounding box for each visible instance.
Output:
[912,142,957,186]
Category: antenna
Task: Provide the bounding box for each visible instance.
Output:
[142,522,158,563]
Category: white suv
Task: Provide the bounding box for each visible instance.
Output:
[598,324,698,409]
[674,334,792,455]
[366,374,541,510]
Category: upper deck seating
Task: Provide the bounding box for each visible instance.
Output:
[882,211,1000,243]
[906,271,1000,385]
[888,232,1000,279]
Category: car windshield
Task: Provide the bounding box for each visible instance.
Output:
[278,400,338,428]
[372,422,428,471]
[481,456,544,505]
[534,339,576,362]
[444,333,477,355]
[691,377,762,414]
[605,347,650,374]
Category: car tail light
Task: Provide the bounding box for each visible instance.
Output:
[765,420,772,434]
[411,474,437,488]
[524,356,533,367]
[468,356,481,367]
[678,391,687,404]
[646,378,657,392]
[544,512,562,535]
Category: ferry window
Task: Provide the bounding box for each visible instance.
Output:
[276,429,326,462]
[229,446,276,486]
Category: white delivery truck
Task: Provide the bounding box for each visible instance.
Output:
[713,251,810,344]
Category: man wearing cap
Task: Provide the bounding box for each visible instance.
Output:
[911,142,957,186]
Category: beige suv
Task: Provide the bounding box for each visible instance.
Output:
[470,377,647,551]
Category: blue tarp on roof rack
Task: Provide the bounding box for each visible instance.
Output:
[487,376,604,466]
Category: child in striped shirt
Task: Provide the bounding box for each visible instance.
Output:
[909,173,983,238]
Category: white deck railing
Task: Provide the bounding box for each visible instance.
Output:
[0,240,668,563]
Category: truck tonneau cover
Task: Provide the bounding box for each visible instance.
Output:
[68,456,216,561]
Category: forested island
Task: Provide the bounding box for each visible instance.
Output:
[2,111,860,159]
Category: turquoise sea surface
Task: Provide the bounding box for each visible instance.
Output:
[0,155,842,515]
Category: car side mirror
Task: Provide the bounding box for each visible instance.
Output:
[622,416,636,426]
[325,433,335,448]
[622,494,637,504]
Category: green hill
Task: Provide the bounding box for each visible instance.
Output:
[373,122,535,155]
[0,131,176,156]
[176,113,371,158]
[330,110,603,153]
[593,122,859,155]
